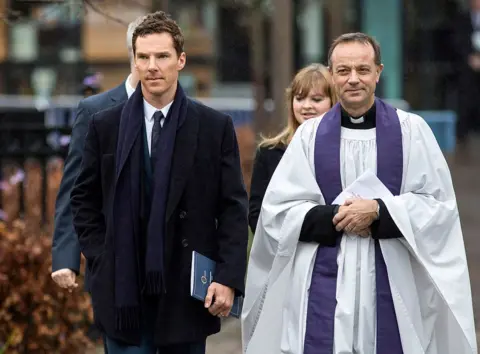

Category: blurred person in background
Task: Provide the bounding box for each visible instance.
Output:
[81,71,103,97]
[51,15,145,351]
[248,63,336,233]
[453,0,480,160]
[71,11,247,354]
[242,32,476,354]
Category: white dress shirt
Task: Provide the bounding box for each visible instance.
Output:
[143,99,173,155]
[125,74,136,98]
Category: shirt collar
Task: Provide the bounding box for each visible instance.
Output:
[143,99,173,122]
[340,102,376,129]
[125,74,136,98]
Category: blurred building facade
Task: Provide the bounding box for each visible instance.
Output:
[0,0,467,110]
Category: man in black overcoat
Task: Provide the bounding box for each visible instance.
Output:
[71,11,248,354]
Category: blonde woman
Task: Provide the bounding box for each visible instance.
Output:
[248,64,336,232]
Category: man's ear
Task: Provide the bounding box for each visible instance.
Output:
[177,52,186,71]
[376,64,384,83]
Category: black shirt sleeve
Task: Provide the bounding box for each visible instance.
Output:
[371,199,403,239]
[299,205,343,247]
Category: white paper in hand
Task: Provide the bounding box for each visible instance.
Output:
[332,170,393,205]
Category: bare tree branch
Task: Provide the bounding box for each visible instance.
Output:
[0,0,136,26]
[82,0,128,26]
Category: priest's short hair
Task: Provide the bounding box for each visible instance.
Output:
[328,32,382,67]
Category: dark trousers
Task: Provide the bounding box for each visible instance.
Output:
[105,338,205,354]
[105,297,206,354]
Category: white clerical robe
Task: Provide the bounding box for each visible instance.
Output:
[241,109,477,354]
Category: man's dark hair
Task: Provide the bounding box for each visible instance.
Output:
[327,32,382,67]
[132,11,184,57]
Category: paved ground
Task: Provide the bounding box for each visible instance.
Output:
[206,318,242,354]
[450,140,480,328]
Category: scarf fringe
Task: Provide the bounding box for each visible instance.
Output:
[115,306,141,331]
[144,271,163,295]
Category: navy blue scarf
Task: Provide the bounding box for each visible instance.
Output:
[304,98,404,353]
[113,83,188,331]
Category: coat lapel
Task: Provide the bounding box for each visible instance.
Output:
[165,101,198,221]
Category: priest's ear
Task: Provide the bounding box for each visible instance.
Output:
[375,64,384,83]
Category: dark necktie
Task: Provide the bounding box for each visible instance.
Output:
[151,111,164,170]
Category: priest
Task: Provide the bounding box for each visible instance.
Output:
[241,32,477,354]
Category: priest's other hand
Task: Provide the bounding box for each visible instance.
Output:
[51,269,78,292]
[333,199,378,234]
[205,282,235,317]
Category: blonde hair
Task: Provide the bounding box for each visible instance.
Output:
[259,63,336,148]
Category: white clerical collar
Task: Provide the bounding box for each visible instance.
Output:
[143,99,173,122]
[349,116,365,124]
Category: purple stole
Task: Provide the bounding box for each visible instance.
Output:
[303,98,404,354]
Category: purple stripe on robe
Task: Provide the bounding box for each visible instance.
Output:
[304,98,403,354]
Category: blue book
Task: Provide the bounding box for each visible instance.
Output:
[190,251,243,318]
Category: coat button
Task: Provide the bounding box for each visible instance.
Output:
[181,238,189,248]
[179,210,187,219]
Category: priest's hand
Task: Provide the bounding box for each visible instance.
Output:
[205,282,235,317]
[357,227,372,238]
[333,199,378,234]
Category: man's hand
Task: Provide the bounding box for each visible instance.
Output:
[51,269,78,292]
[333,199,378,235]
[204,282,235,317]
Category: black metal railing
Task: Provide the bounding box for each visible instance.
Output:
[0,96,80,222]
